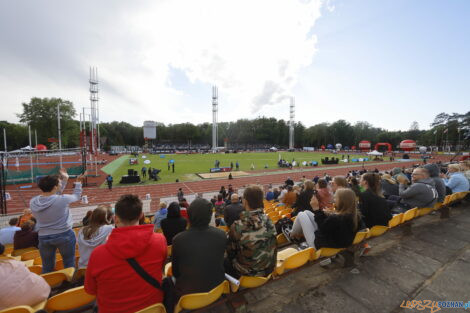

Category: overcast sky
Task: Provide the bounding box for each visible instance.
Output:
[0,0,469,131]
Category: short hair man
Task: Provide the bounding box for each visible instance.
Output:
[224,194,244,227]
[225,185,277,278]
[85,194,167,313]
[0,218,21,245]
[397,167,438,210]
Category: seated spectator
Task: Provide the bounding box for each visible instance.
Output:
[292,181,315,216]
[220,186,227,200]
[285,177,294,186]
[282,185,297,207]
[161,202,188,245]
[290,188,362,249]
[224,194,244,227]
[316,179,333,210]
[85,194,167,313]
[331,176,348,193]
[272,187,280,200]
[153,202,168,231]
[106,206,115,225]
[78,205,114,268]
[225,185,277,278]
[424,164,446,202]
[214,194,226,226]
[17,209,33,227]
[31,169,85,273]
[442,164,470,193]
[0,218,21,245]
[0,258,51,310]
[395,167,438,211]
[179,198,189,220]
[82,210,93,226]
[349,177,361,197]
[381,174,399,198]
[13,220,38,250]
[359,173,392,228]
[460,161,470,183]
[265,188,275,201]
[172,198,227,299]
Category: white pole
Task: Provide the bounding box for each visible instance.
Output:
[57,102,63,168]
[3,128,6,152]
[29,125,33,183]
[34,130,37,148]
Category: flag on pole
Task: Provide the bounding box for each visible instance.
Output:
[443,128,448,134]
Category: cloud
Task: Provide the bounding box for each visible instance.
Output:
[0,0,323,125]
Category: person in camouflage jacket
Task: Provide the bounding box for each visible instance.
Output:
[225,185,277,278]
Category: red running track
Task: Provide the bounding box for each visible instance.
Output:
[4,155,453,215]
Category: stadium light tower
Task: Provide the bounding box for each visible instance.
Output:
[89,67,99,153]
[212,85,218,152]
[289,96,295,150]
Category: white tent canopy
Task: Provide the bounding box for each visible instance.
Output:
[367,150,383,156]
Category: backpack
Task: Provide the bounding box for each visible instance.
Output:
[275,217,293,235]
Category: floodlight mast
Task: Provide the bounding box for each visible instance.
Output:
[212,85,218,152]
[289,97,295,150]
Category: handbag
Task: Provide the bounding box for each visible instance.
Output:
[127,258,177,313]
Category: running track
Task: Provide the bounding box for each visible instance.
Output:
[4,154,453,215]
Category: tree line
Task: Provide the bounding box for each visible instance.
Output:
[1,97,469,151]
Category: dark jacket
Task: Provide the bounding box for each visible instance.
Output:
[358,190,392,228]
[381,180,399,198]
[13,230,39,250]
[313,210,359,249]
[292,189,314,216]
[172,226,226,296]
[161,204,187,245]
[399,178,437,208]
[423,164,446,202]
[224,202,244,227]
[172,206,226,297]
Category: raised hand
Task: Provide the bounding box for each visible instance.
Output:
[59,168,69,180]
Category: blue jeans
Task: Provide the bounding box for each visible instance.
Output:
[39,229,76,273]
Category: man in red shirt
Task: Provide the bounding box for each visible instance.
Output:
[85,194,167,313]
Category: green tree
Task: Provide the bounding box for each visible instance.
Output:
[17,98,77,148]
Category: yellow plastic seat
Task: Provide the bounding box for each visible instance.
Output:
[264,207,275,214]
[28,265,43,275]
[433,202,443,210]
[367,225,388,238]
[31,300,47,312]
[417,207,433,216]
[319,247,344,258]
[388,213,404,228]
[3,244,14,256]
[402,208,418,222]
[55,259,64,270]
[73,267,87,281]
[174,280,229,313]
[352,229,369,245]
[41,267,75,288]
[167,245,172,257]
[217,225,229,232]
[11,247,38,257]
[21,250,40,261]
[135,303,167,313]
[230,274,272,292]
[45,286,96,312]
[0,306,35,313]
[267,211,278,220]
[276,233,289,246]
[276,247,313,275]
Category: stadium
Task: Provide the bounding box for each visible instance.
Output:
[1,2,470,313]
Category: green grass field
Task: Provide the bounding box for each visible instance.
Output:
[100,151,371,186]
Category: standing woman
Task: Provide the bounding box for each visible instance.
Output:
[78,205,114,268]
[359,173,392,228]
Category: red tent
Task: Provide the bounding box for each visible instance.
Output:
[374,142,392,152]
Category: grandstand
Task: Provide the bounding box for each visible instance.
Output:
[1,183,468,312]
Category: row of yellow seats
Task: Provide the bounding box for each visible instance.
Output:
[0,285,95,313]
